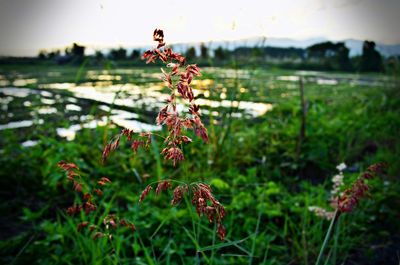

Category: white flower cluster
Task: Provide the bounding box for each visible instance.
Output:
[336,162,347,172]
[309,162,347,220]
[331,162,346,197]
[308,206,335,220]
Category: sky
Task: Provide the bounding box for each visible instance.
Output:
[0,0,399,56]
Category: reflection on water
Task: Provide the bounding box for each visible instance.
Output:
[87,74,122,81]
[0,81,272,146]
[13,78,37,87]
[21,140,39,147]
[1,96,13,111]
[191,79,214,88]
[66,104,82,112]
[56,119,107,141]
[0,80,10,86]
[98,109,161,133]
[37,82,272,117]
[111,115,161,132]
[55,110,161,141]
[196,98,273,117]
[276,72,388,87]
[1,87,36,97]
[40,91,53,97]
[41,98,56,105]
[40,83,73,90]
[0,85,165,143]
[37,107,58,114]
[317,79,338,85]
[277,76,300,82]
[0,119,44,130]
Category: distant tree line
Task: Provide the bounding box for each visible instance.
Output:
[222,40,386,72]
[37,40,399,73]
[38,44,140,64]
[39,43,85,64]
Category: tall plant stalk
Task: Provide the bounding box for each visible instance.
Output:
[315,210,339,265]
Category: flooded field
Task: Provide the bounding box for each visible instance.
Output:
[0,66,394,147]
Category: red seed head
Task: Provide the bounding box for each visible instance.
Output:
[83,193,92,201]
[217,223,226,241]
[338,162,387,213]
[92,232,103,240]
[58,161,79,171]
[139,185,153,203]
[171,185,188,205]
[153,29,164,43]
[186,64,201,76]
[93,189,103,196]
[77,221,89,232]
[73,182,82,193]
[119,219,128,226]
[155,180,172,195]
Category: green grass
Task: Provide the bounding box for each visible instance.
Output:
[0,63,399,264]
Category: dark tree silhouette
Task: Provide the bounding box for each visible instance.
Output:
[336,44,352,71]
[109,47,127,60]
[200,43,209,59]
[130,49,140,60]
[38,50,47,60]
[48,49,61,59]
[360,41,384,72]
[185,46,196,61]
[214,46,227,61]
[95,50,104,60]
[307,41,352,71]
[71,43,85,58]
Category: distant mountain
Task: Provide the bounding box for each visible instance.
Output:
[378,44,400,57]
[137,37,400,58]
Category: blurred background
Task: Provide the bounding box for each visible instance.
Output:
[0,0,399,264]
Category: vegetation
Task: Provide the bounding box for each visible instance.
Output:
[0,31,399,264]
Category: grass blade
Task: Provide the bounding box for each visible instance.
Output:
[197,234,253,252]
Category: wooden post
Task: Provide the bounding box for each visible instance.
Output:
[296,76,307,160]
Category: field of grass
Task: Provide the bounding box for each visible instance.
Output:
[0,62,399,264]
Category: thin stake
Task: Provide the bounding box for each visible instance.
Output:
[296,76,307,160]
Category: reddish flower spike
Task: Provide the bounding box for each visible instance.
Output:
[337,162,387,213]
[58,161,78,171]
[93,188,103,196]
[217,223,226,241]
[131,140,143,153]
[186,64,201,76]
[92,232,103,240]
[139,185,153,203]
[83,193,92,201]
[77,221,89,232]
[155,180,172,195]
[74,182,82,193]
[153,28,164,43]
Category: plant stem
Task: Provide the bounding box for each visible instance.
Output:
[315,209,340,265]
[332,216,341,264]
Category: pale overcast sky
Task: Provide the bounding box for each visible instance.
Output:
[0,0,399,56]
